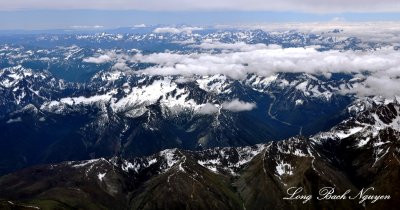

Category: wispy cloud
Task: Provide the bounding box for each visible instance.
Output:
[6,117,22,124]
[133,24,147,28]
[153,27,203,34]
[70,25,104,29]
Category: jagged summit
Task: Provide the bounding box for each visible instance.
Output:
[1,102,399,209]
[1,28,399,209]
[0,64,356,174]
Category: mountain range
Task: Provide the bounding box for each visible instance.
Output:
[0,99,399,209]
[0,29,399,209]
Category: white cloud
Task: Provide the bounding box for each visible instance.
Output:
[83,51,130,66]
[174,77,195,84]
[132,46,400,79]
[84,40,400,98]
[70,25,104,29]
[153,27,203,34]
[341,74,400,98]
[1,0,400,13]
[112,62,131,71]
[196,100,257,114]
[83,54,113,64]
[197,103,219,115]
[6,117,22,124]
[222,99,257,112]
[129,45,400,97]
[133,24,146,28]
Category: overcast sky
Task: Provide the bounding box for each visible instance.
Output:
[1,0,399,12]
[0,0,399,29]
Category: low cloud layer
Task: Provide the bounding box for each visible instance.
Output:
[2,0,400,13]
[84,42,400,98]
[132,45,400,79]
